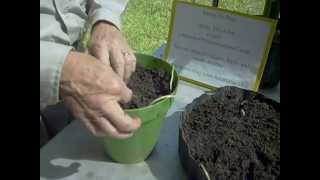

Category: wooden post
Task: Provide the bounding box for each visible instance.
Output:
[212,0,219,7]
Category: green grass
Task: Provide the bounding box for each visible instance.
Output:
[121,0,266,55]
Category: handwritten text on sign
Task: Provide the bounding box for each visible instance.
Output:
[166,2,275,90]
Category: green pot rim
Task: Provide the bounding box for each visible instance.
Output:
[124,54,179,112]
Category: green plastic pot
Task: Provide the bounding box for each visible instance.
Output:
[102,54,179,163]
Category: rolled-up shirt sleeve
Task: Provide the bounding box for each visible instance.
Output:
[40,0,73,110]
[40,41,72,110]
[87,0,129,29]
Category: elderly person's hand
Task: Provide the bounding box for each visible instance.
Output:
[89,21,136,83]
[59,51,141,139]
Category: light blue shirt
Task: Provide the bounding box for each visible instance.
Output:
[40,0,129,110]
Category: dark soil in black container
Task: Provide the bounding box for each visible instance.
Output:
[180,86,280,180]
[121,64,171,109]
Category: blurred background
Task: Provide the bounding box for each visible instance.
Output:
[121,0,267,55]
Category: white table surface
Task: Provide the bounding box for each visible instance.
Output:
[40,45,279,180]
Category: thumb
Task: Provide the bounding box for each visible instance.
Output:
[89,43,110,66]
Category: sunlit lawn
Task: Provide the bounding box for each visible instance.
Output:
[121,0,266,55]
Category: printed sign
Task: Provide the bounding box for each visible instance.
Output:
[165,1,277,91]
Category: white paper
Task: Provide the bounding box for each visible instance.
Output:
[167,2,274,90]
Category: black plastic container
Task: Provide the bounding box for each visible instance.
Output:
[178,86,280,180]
[260,19,280,89]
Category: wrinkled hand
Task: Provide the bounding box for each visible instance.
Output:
[60,51,141,138]
[89,21,136,82]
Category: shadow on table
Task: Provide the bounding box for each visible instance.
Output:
[40,120,114,179]
[40,160,81,179]
[145,111,188,180]
[40,109,188,179]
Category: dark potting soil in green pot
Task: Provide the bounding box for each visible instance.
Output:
[121,64,171,109]
[179,86,280,180]
[103,54,178,164]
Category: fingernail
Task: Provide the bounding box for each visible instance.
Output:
[127,87,132,95]
[122,86,133,103]
[133,117,141,129]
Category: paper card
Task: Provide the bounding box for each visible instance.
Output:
[164,1,277,91]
